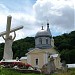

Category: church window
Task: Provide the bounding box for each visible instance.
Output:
[36,59,38,65]
[46,38,48,44]
[39,38,42,44]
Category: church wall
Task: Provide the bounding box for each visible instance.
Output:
[44,53,48,64]
[27,49,61,69]
[35,37,51,45]
[35,38,39,46]
[35,37,51,48]
[27,55,31,65]
[44,48,57,54]
[51,38,54,47]
[28,53,45,69]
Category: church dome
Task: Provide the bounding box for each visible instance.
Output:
[35,23,53,49]
[35,30,51,38]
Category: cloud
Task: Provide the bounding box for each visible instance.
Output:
[0,3,38,43]
[33,0,75,34]
[0,0,75,43]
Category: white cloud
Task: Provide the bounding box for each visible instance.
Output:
[0,0,75,43]
[0,4,35,42]
[33,0,75,34]
[0,3,38,43]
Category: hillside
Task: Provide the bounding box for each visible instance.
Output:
[0,31,75,64]
[0,37,35,60]
[54,31,75,64]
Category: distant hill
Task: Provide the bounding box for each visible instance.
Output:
[0,31,75,64]
[54,31,75,64]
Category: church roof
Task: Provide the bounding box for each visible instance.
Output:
[26,48,46,55]
[26,48,58,55]
[35,23,52,38]
[0,60,20,62]
[20,57,27,60]
[35,29,51,38]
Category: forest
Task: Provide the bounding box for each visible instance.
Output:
[0,31,75,64]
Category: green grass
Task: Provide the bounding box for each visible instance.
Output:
[0,68,43,75]
[0,68,75,75]
[52,68,75,75]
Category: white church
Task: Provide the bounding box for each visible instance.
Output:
[20,22,61,69]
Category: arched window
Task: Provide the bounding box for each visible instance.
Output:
[35,59,38,65]
[46,38,48,44]
[39,38,42,44]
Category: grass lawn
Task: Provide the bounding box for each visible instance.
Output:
[0,68,75,75]
[52,68,75,75]
[0,68,43,75]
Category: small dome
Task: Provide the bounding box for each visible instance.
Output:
[35,29,52,38]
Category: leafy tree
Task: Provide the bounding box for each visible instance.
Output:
[0,31,75,64]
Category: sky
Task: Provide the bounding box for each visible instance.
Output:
[0,0,75,43]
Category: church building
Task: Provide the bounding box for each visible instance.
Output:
[20,22,61,69]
